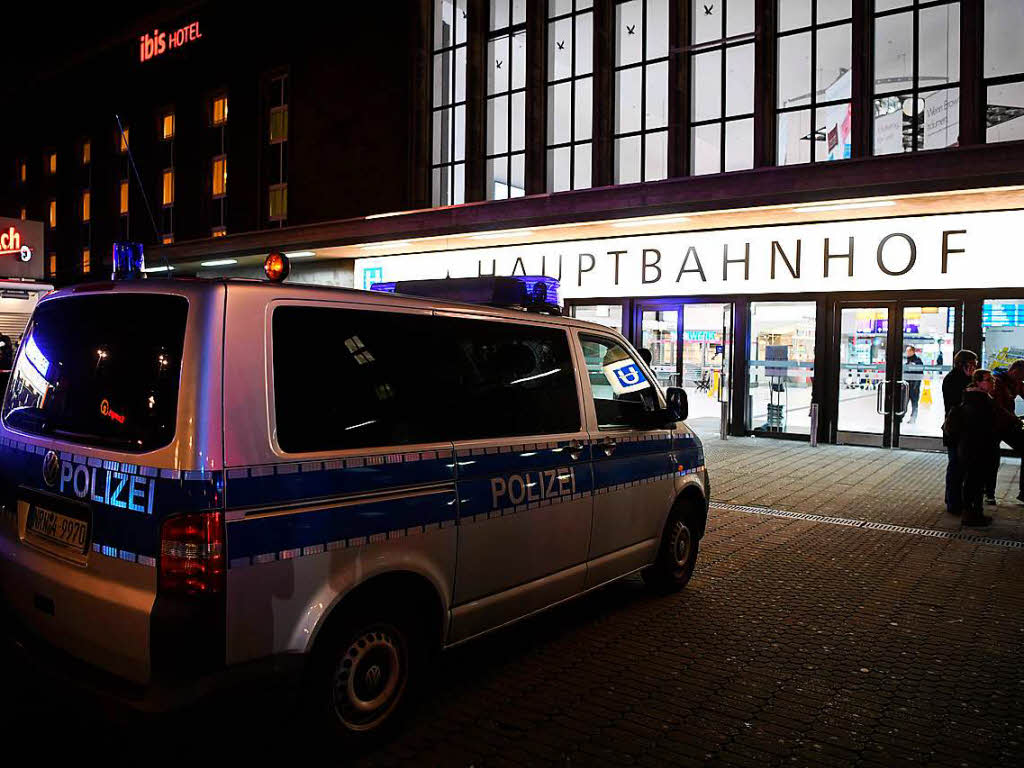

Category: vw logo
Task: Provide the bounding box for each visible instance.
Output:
[364,664,384,693]
[42,450,60,488]
[18,245,32,263]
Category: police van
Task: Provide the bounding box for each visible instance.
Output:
[0,252,709,741]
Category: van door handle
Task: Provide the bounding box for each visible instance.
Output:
[600,439,617,456]
[568,439,586,460]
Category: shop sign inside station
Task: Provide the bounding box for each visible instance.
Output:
[355,210,1024,300]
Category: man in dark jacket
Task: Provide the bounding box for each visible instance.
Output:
[945,369,1024,527]
[987,360,1024,504]
[904,346,924,423]
[942,350,977,516]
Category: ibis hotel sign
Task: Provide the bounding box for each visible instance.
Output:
[0,217,43,281]
[355,210,1024,299]
[139,20,202,63]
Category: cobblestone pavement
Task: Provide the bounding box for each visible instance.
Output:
[704,436,1024,540]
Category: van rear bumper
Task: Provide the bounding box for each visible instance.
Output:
[1,603,307,714]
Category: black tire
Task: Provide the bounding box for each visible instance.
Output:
[642,504,701,593]
[305,602,430,746]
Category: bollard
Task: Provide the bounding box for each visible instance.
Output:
[720,400,729,441]
[809,403,819,447]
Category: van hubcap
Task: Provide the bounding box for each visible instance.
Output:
[672,522,692,569]
[332,627,405,731]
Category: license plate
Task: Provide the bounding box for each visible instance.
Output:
[26,505,89,553]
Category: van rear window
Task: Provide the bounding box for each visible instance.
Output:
[2,294,188,451]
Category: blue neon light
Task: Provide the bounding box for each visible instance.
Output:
[112,242,145,280]
[368,276,562,312]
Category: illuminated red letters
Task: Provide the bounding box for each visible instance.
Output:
[0,226,21,253]
[139,21,202,62]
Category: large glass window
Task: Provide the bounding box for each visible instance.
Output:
[748,301,816,435]
[613,0,669,184]
[776,0,853,165]
[691,0,755,175]
[272,307,580,452]
[487,0,527,200]
[873,0,960,155]
[984,0,1024,143]
[547,0,594,192]
[433,0,468,205]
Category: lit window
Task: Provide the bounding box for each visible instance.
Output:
[873,0,959,155]
[432,0,468,206]
[162,234,175,245]
[614,0,669,183]
[82,248,91,274]
[776,1,853,165]
[82,190,90,222]
[486,0,527,200]
[47,152,57,175]
[985,0,1024,143]
[212,96,229,125]
[82,140,91,165]
[18,160,26,183]
[690,0,755,175]
[270,105,289,144]
[48,200,56,229]
[162,169,174,206]
[48,253,57,276]
[269,183,288,220]
[19,208,26,220]
[120,180,129,214]
[120,127,130,153]
[162,113,175,140]
[547,0,594,192]
[212,155,227,197]
[212,226,227,238]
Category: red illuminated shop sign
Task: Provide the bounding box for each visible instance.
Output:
[139,21,202,63]
[0,226,32,262]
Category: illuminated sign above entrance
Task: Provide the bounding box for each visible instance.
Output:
[356,210,1024,300]
[139,21,202,63]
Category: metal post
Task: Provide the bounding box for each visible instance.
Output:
[720,400,729,441]
[809,403,819,447]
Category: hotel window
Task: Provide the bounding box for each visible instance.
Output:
[776,1,852,165]
[269,183,288,221]
[212,155,227,198]
[984,0,1024,143]
[547,0,594,192]
[48,253,56,277]
[120,127,130,153]
[47,152,57,175]
[212,95,229,126]
[82,248,91,274]
[19,208,26,221]
[48,199,56,229]
[162,234,175,245]
[486,0,527,200]
[873,0,960,155]
[270,105,288,144]
[690,0,755,175]
[162,169,174,207]
[120,180,129,214]
[212,226,227,238]
[81,190,90,222]
[613,0,668,184]
[18,159,26,183]
[162,113,175,140]
[432,0,467,206]
[82,140,91,165]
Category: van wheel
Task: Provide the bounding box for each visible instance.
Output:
[642,507,700,593]
[307,606,428,744]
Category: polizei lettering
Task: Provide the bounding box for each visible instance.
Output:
[58,460,156,515]
[490,466,577,510]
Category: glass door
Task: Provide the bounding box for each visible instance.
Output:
[639,307,680,388]
[834,302,960,449]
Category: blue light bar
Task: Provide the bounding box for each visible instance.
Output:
[112,242,145,280]
[370,276,561,313]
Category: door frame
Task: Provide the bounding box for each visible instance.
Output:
[830,299,963,449]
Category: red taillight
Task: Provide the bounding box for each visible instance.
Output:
[159,512,225,595]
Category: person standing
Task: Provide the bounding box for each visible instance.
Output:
[942,350,977,517]
[904,345,924,424]
[988,360,1024,504]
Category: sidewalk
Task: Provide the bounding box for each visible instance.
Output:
[703,434,1024,540]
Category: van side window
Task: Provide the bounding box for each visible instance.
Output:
[447,318,580,440]
[272,307,581,453]
[579,334,663,430]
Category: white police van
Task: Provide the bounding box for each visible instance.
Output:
[0,251,709,741]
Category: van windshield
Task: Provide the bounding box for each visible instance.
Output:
[2,294,188,451]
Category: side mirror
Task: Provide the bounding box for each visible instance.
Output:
[639,348,653,365]
[665,386,687,422]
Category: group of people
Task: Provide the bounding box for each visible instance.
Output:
[942,352,1024,527]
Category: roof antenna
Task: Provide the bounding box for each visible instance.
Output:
[115,113,172,276]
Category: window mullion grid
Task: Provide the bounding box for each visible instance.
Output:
[639,0,647,180]
[809,0,818,163]
[719,0,727,173]
[912,3,920,151]
[569,7,577,187]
